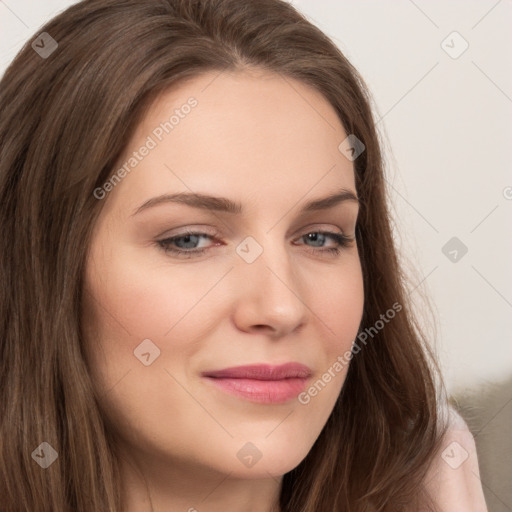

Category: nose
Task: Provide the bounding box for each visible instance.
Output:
[231,238,308,338]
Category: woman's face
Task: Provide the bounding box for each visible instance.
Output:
[82,68,364,483]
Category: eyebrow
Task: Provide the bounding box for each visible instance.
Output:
[130,187,359,217]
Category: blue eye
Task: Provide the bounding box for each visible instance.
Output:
[297,232,353,255]
[157,232,214,258]
[157,230,354,258]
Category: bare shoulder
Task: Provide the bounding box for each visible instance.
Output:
[422,403,489,512]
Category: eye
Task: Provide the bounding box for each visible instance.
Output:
[294,231,354,256]
[156,229,355,259]
[157,230,219,258]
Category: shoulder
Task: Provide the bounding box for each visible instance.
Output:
[422,400,488,512]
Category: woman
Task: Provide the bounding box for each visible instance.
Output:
[0,0,488,510]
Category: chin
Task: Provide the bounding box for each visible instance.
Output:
[225,439,313,479]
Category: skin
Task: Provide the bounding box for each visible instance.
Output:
[82,67,364,512]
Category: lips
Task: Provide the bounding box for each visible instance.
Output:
[202,363,312,404]
[203,362,312,380]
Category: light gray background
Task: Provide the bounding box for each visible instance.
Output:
[1,0,511,509]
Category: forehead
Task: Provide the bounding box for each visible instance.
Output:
[104,68,355,218]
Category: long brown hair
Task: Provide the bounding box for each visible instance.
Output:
[0,0,448,510]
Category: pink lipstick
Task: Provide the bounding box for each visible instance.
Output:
[202,362,311,404]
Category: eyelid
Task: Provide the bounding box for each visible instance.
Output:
[292,222,346,237]
[157,225,221,239]
[159,223,349,242]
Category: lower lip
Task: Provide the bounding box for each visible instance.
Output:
[203,376,309,404]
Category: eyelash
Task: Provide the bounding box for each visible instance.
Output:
[156,229,355,259]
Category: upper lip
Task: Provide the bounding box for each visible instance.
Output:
[202,362,312,380]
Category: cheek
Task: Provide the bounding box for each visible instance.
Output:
[80,250,222,454]
[81,244,230,389]
[309,255,364,352]
[290,255,364,411]
[84,243,218,339]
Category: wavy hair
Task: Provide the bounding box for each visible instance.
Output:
[0,0,448,510]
